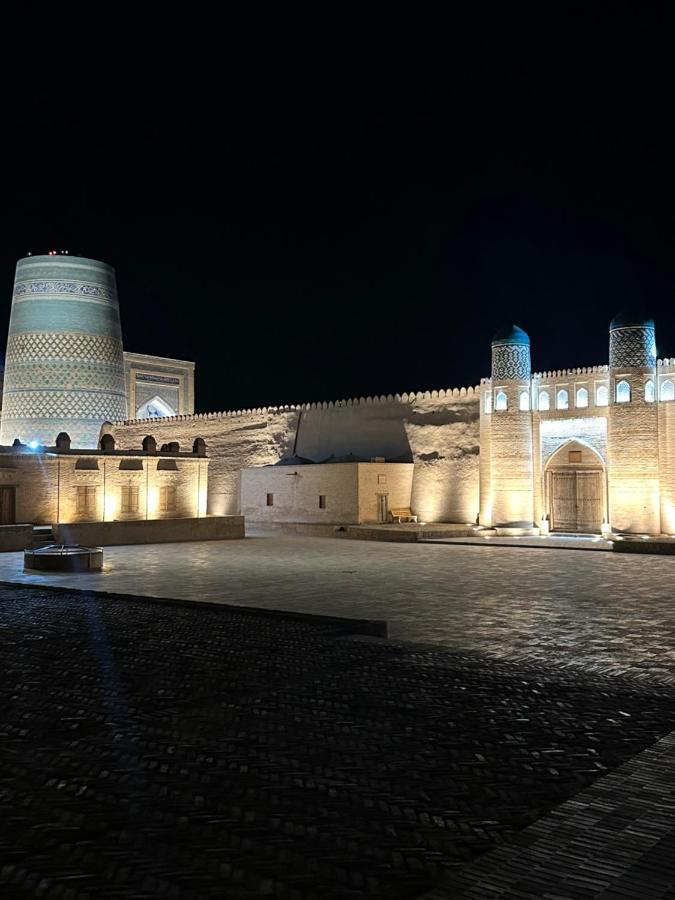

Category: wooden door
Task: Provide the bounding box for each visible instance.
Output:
[0,486,16,525]
[576,471,603,533]
[551,472,577,531]
[377,494,388,523]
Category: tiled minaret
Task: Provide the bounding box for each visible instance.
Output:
[0,254,128,448]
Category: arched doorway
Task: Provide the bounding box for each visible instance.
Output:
[544,440,606,533]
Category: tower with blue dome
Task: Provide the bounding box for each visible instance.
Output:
[483,324,534,528]
[607,311,660,533]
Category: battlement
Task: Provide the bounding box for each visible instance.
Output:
[481,359,674,386]
[113,385,481,426]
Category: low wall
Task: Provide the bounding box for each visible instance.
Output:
[0,524,34,551]
[53,516,245,546]
[611,538,675,555]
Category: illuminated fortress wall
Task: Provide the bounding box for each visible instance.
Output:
[0,255,128,448]
[106,390,481,522]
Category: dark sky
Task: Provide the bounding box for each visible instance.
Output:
[2,10,675,412]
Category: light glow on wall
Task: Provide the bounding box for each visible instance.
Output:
[147,487,159,517]
[198,486,208,517]
[104,494,117,521]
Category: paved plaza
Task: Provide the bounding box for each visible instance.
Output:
[2,584,675,899]
[1,530,674,680]
[2,533,675,897]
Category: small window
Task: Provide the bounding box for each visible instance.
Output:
[159,485,177,512]
[121,484,139,513]
[495,390,508,411]
[644,380,655,403]
[538,390,550,411]
[484,390,492,414]
[519,390,530,411]
[377,474,387,485]
[596,384,608,406]
[76,486,97,515]
[568,450,582,463]
[319,495,326,509]
[575,387,588,408]
[661,379,675,402]
[557,389,569,410]
[266,492,274,507]
[616,380,631,403]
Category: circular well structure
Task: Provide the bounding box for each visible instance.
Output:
[24,545,103,572]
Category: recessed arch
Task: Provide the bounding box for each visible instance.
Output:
[544,437,606,470]
[544,438,607,534]
[136,395,176,419]
[661,379,674,402]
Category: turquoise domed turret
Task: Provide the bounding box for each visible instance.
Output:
[609,310,656,368]
[491,324,531,381]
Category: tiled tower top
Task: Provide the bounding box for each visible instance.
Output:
[609,310,656,369]
[491,324,531,381]
[0,254,128,448]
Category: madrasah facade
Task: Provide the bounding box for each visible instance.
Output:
[1,253,674,535]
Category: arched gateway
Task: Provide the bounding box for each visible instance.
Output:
[544,440,607,533]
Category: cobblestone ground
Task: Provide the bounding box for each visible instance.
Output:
[1,586,675,898]
[1,533,674,680]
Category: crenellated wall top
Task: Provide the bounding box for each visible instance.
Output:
[112,385,481,426]
[481,359,674,386]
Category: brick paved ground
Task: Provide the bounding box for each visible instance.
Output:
[1,532,674,680]
[2,585,675,898]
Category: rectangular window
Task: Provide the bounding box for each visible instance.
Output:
[568,450,582,463]
[76,486,97,515]
[159,485,177,512]
[377,474,387,485]
[266,492,274,507]
[121,484,139,513]
[319,494,326,509]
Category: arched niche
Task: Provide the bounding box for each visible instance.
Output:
[136,395,176,419]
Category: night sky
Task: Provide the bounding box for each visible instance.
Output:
[3,12,675,413]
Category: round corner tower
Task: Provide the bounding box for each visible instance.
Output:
[487,324,534,527]
[607,311,660,533]
[0,254,128,449]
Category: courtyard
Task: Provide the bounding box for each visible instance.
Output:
[2,534,675,897]
[0,530,674,681]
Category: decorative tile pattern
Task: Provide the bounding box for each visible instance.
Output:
[609,325,657,368]
[2,391,127,420]
[5,332,124,364]
[1,256,126,447]
[13,279,117,303]
[491,343,531,381]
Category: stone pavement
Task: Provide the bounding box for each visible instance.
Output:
[428,729,675,899]
[2,584,675,899]
[1,531,674,681]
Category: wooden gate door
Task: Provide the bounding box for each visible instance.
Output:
[576,471,603,533]
[0,486,16,525]
[551,472,577,531]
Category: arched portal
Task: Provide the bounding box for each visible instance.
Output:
[544,439,607,533]
[136,395,176,419]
